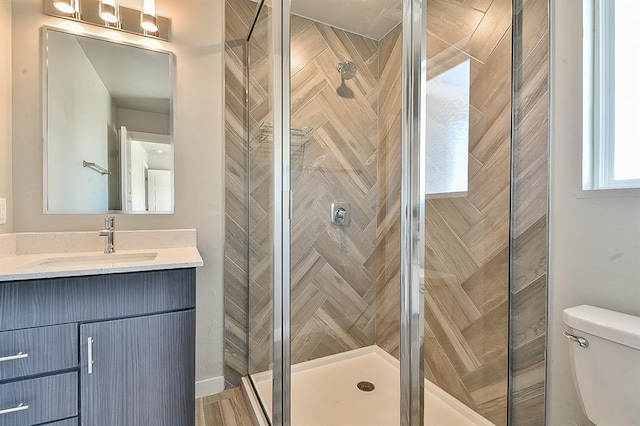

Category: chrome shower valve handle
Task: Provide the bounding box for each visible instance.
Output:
[330,203,350,226]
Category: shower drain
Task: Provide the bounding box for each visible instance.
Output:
[357,381,375,392]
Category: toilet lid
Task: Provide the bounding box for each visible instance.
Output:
[563,305,640,350]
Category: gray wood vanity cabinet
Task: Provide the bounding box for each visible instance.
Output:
[0,269,196,426]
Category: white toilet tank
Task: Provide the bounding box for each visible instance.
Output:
[563,305,640,426]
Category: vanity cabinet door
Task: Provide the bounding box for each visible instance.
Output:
[79,311,195,426]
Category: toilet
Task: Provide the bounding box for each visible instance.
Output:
[563,305,640,426]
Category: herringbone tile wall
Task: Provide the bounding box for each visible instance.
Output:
[248,12,382,373]
[510,0,549,424]
[225,0,288,383]
[245,5,273,377]
[376,1,514,424]
[225,0,385,378]
[224,0,258,387]
[224,0,549,423]
[374,1,549,424]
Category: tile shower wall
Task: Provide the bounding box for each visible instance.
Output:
[424,1,514,424]
[248,14,381,373]
[224,0,251,387]
[510,0,549,424]
[375,0,549,425]
[375,24,403,359]
[224,0,381,382]
[224,5,549,425]
[377,0,513,422]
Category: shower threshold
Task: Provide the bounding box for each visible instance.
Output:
[244,345,495,425]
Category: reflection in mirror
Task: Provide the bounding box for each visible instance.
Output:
[44,28,175,214]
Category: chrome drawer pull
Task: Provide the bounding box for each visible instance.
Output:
[0,352,29,363]
[0,403,29,415]
[87,337,94,374]
[563,331,589,348]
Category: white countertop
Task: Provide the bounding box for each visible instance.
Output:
[0,230,203,282]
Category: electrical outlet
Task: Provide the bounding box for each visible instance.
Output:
[0,198,6,225]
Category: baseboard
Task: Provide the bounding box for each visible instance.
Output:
[195,375,225,398]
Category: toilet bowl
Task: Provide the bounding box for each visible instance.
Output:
[563,305,640,426]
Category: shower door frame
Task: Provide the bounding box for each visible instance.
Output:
[271,0,292,424]
[269,0,429,424]
[400,0,428,424]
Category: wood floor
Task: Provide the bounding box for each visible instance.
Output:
[196,387,254,426]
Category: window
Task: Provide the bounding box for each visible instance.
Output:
[426,60,470,196]
[583,0,640,190]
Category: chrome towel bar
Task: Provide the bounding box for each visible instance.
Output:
[83,160,111,175]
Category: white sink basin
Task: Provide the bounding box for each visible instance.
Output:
[24,252,158,268]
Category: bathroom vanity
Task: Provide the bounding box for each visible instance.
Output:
[0,231,203,426]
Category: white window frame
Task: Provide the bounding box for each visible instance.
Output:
[583,0,640,190]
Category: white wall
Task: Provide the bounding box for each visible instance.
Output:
[47,31,111,212]
[0,0,11,233]
[11,0,225,390]
[548,0,640,424]
[147,151,172,170]
[118,108,170,135]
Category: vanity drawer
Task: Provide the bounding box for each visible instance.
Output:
[0,372,77,426]
[0,324,77,381]
[0,269,196,331]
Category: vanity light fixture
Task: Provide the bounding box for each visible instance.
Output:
[53,0,79,14]
[99,0,119,24]
[46,0,171,41]
[140,0,158,33]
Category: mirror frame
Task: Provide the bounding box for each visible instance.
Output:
[41,25,177,215]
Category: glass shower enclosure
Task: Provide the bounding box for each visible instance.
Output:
[246,0,429,423]
[227,0,520,423]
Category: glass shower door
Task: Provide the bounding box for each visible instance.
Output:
[245,0,276,423]
[422,0,513,424]
[237,0,521,423]
[282,0,427,424]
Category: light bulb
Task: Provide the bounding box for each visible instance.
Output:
[141,14,158,32]
[53,0,77,14]
[99,0,119,24]
[140,0,158,32]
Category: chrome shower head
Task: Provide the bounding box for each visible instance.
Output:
[337,61,357,80]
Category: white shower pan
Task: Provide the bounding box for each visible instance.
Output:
[245,345,495,426]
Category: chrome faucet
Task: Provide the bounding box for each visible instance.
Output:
[99,217,116,254]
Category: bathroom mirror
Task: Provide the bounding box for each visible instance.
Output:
[43,27,175,214]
